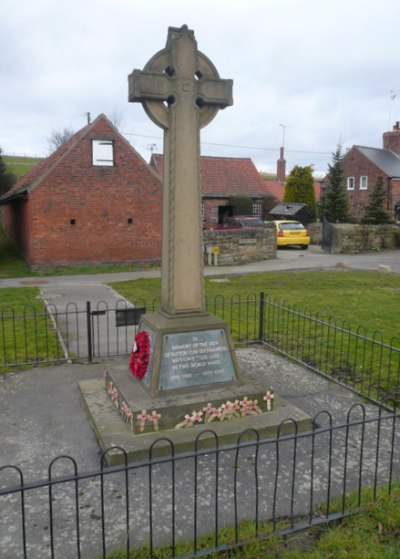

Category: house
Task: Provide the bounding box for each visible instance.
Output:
[341,122,400,221]
[150,153,274,225]
[0,114,163,268]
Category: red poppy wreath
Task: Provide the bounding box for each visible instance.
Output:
[129,331,150,380]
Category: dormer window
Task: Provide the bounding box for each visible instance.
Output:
[92,140,114,166]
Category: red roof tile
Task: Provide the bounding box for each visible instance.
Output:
[150,154,271,198]
[261,178,321,202]
[262,180,285,201]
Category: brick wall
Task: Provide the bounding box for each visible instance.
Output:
[383,124,400,154]
[3,117,163,268]
[203,198,227,224]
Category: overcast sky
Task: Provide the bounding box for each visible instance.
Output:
[2,0,400,175]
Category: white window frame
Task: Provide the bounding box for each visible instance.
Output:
[92,140,114,166]
[252,203,262,217]
[347,177,355,190]
[359,176,368,190]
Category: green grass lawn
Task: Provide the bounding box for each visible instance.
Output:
[4,154,42,180]
[0,287,63,369]
[111,270,400,343]
[111,270,400,403]
[104,483,400,558]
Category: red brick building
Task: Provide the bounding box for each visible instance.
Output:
[150,153,273,225]
[342,123,400,221]
[0,114,163,268]
[1,115,302,269]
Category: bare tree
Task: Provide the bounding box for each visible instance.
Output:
[48,128,75,153]
[109,107,124,129]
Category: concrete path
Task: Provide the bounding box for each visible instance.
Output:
[1,246,400,290]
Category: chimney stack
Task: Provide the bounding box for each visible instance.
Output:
[277,147,286,182]
[383,122,400,155]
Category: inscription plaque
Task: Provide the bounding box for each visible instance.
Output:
[159,329,235,390]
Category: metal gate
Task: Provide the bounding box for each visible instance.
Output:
[321,216,333,252]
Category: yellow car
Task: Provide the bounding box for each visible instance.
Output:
[274,220,310,249]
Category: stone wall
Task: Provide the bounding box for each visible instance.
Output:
[203,225,276,265]
[307,222,322,244]
[329,224,400,254]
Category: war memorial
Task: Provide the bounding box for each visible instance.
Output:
[79,25,311,464]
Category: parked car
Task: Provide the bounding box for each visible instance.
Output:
[274,220,310,249]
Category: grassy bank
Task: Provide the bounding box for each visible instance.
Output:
[104,483,400,558]
[111,270,400,403]
[4,155,42,180]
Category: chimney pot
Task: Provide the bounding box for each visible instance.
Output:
[277,147,286,182]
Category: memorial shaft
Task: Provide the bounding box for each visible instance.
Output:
[129,25,232,316]
[162,29,203,315]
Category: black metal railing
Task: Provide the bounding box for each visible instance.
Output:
[260,295,400,407]
[0,403,398,558]
[1,294,400,406]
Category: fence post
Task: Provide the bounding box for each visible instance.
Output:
[86,301,93,363]
[258,291,265,343]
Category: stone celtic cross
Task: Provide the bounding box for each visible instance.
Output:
[129,25,233,316]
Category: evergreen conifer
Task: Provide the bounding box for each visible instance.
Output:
[283,165,317,217]
[319,145,350,223]
[361,177,391,224]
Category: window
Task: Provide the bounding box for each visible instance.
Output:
[252,203,262,217]
[359,176,368,190]
[347,177,355,190]
[201,203,205,221]
[92,140,114,166]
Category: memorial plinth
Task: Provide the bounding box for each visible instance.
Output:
[79,360,313,465]
[139,312,242,394]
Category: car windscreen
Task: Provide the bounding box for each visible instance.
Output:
[279,223,305,230]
